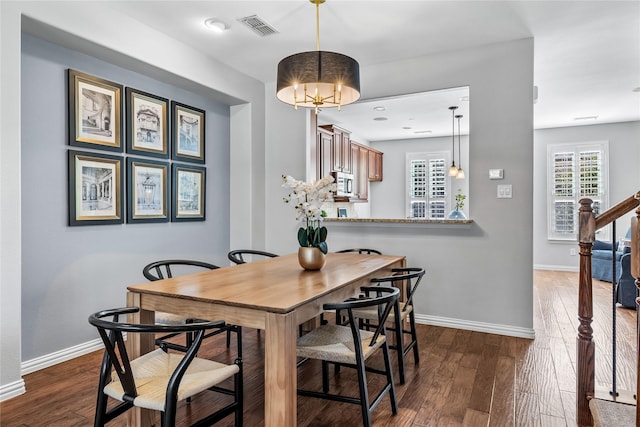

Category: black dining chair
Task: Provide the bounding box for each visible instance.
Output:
[296,286,399,427]
[336,248,383,255]
[89,307,243,427]
[351,267,426,384]
[227,249,279,265]
[142,259,242,357]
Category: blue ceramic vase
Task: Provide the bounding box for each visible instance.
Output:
[447,208,467,220]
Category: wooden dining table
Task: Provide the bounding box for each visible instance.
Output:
[125,251,406,426]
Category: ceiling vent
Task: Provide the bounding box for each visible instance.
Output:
[238,15,278,37]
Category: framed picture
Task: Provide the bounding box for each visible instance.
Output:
[171,101,205,163]
[126,88,169,158]
[127,158,169,223]
[171,163,205,221]
[68,150,123,226]
[338,208,348,218]
[68,69,123,152]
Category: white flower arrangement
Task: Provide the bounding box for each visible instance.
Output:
[282,174,336,253]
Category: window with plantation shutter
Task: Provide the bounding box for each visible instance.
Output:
[547,142,609,241]
[407,152,450,219]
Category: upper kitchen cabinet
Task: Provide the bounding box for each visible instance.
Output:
[319,124,351,174]
[368,148,383,182]
[317,126,334,180]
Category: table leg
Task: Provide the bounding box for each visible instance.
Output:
[264,311,297,427]
[126,291,155,427]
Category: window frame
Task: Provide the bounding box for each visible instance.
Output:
[546,140,609,241]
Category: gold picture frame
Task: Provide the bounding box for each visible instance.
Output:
[68,69,123,152]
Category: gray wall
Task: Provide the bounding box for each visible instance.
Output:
[264,38,536,337]
[533,121,640,270]
[20,34,231,361]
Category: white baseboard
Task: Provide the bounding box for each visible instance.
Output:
[534,264,579,272]
[20,338,104,376]
[1,339,103,402]
[0,379,26,402]
[414,314,535,339]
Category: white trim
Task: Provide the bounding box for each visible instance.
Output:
[534,264,579,272]
[20,338,104,375]
[414,314,535,339]
[0,379,26,402]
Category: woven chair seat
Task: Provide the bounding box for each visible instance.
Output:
[154,312,192,326]
[104,348,239,412]
[296,324,386,365]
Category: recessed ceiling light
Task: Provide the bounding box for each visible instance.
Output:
[573,115,599,121]
[633,87,640,92]
[204,18,229,33]
[373,117,388,121]
[373,106,386,111]
[402,126,412,130]
[414,130,432,134]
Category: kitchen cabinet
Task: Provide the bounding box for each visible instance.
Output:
[316,124,384,198]
[319,124,351,174]
[317,126,333,180]
[357,145,370,201]
[368,149,383,182]
[348,142,369,202]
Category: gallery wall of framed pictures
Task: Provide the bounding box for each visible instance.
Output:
[67,68,206,226]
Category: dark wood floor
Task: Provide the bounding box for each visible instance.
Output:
[0,270,636,426]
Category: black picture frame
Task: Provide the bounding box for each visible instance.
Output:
[125,88,169,158]
[171,101,205,163]
[68,150,124,226]
[68,69,123,152]
[171,163,206,222]
[126,158,169,223]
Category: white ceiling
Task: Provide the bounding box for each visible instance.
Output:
[108,1,640,140]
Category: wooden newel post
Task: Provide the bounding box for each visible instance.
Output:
[577,198,596,426]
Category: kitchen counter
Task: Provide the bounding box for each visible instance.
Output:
[324,217,473,228]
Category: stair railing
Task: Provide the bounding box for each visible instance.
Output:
[576,191,640,427]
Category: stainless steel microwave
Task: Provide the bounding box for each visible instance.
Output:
[332,172,354,197]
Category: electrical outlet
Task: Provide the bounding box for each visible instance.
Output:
[570,248,576,256]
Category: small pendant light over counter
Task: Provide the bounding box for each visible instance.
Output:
[448,106,459,176]
[455,114,465,180]
[276,0,360,112]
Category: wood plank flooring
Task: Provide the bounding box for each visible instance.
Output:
[0,270,636,426]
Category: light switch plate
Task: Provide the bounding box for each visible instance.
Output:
[497,184,512,198]
[489,169,504,180]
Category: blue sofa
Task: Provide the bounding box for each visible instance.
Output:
[616,253,637,309]
[591,228,631,283]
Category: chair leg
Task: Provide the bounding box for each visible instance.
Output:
[409,312,419,364]
[94,390,108,427]
[382,339,398,415]
[322,360,330,393]
[236,326,243,359]
[393,302,405,384]
[355,355,372,427]
[235,359,243,427]
[226,329,231,348]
